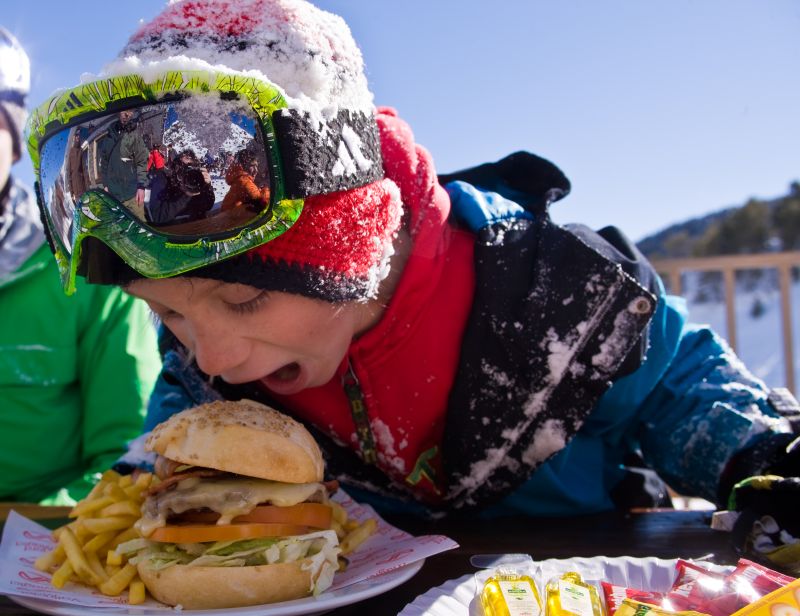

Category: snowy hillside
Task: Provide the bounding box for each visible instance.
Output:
[678,273,800,392]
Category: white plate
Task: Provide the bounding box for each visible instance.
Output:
[399,573,477,616]
[7,559,424,616]
[398,555,726,616]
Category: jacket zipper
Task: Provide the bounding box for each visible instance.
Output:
[342,360,378,465]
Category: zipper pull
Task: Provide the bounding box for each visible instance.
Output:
[342,361,378,465]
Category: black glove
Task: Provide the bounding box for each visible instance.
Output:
[716,433,799,507]
[728,475,800,574]
[716,387,800,505]
[767,434,800,477]
[720,429,800,575]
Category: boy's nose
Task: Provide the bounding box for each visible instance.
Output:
[191,327,248,378]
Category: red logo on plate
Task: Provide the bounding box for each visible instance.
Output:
[18,571,49,584]
[375,548,414,565]
[23,530,53,542]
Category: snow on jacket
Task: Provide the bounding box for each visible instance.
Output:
[130,110,794,516]
[0,177,161,505]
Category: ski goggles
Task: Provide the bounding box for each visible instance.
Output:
[26,70,383,294]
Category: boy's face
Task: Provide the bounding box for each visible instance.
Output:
[126,277,377,395]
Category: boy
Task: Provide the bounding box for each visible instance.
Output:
[26,0,798,516]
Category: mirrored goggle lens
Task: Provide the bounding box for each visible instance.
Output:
[39,95,273,254]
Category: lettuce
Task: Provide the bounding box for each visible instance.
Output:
[121,530,340,594]
[204,537,278,556]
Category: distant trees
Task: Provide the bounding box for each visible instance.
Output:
[661,230,694,258]
[694,199,771,256]
[639,181,800,307]
[641,182,800,260]
[773,182,800,251]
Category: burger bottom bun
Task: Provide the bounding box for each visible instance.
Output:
[137,559,314,609]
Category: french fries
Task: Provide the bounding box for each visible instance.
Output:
[34,469,157,605]
[33,468,377,603]
[339,517,377,555]
[329,500,377,557]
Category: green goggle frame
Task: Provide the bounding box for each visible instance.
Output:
[26,70,383,294]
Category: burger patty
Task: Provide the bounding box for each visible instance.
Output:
[138,464,338,537]
[147,468,229,496]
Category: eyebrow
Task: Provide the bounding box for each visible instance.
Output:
[122,278,228,300]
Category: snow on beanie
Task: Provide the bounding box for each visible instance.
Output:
[105,0,403,301]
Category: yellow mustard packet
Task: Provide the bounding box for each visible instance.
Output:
[613,598,710,616]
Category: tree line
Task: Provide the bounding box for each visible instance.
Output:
[639,181,800,260]
[638,181,800,308]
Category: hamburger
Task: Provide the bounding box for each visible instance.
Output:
[119,400,340,609]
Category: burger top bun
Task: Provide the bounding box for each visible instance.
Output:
[145,399,324,483]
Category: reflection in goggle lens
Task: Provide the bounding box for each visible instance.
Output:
[40,95,273,254]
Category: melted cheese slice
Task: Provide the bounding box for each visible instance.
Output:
[138,478,325,538]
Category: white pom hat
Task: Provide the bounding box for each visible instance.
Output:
[107,0,374,115]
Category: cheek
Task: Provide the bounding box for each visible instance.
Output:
[159,317,192,347]
[267,306,357,354]
[0,130,13,189]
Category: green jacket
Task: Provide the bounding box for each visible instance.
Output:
[96,120,149,202]
[0,242,160,505]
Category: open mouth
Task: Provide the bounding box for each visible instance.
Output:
[261,362,307,395]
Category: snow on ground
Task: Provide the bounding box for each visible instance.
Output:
[679,272,800,392]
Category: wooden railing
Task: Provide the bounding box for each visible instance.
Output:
[650,251,800,394]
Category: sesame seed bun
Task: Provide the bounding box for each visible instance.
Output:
[145,399,324,484]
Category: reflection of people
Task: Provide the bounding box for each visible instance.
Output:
[146,149,214,225]
[0,27,161,505]
[146,140,166,173]
[67,128,89,199]
[33,0,799,522]
[221,149,270,212]
[96,109,148,219]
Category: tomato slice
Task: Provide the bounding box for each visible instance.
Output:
[148,522,311,543]
[237,503,332,528]
[174,503,332,530]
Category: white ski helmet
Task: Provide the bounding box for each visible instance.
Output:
[0,27,29,159]
[0,27,29,97]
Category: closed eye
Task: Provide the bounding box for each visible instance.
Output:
[226,290,270,315]
[139,298,181,325]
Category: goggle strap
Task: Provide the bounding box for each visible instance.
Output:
[33,180,58,259]
[273,108,384,198]
[0,90,25,107]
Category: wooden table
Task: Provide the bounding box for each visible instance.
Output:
[0,507,737,615]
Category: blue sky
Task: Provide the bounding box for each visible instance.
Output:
[5,0,800,241]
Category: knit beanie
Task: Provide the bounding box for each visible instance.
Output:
[103,0,403,302]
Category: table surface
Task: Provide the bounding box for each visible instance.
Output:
[0,506,737,616]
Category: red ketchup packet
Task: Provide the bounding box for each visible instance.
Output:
[663,560,735,616]
[601,581,666,615]
[662,559,797,616]
[723,558,796,610]
[600,559,795,616]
